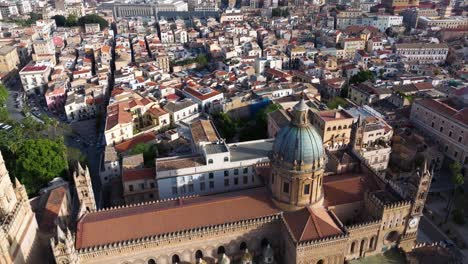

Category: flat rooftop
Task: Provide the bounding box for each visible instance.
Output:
[228,139,273,162]
[205,143,229,154]
[156,155,205,173]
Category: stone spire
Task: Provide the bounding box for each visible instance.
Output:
[51,226,78,264]
[73,162,96,217]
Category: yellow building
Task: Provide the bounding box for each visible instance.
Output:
[311,109,354,151]
[0,45,20,73]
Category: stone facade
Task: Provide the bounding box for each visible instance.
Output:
[0,151,39,264]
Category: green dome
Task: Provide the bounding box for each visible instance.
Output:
[272,98,324,167]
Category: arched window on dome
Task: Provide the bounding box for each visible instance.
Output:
[333,126,337,130]
[261,238,270,248]
[195,250,203,259]
[148,259,156,264]
[338,126,342,130]
[240,241,247,251]
[217,246,226,255]
[172,255,180,264]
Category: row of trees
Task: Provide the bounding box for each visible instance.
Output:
[172,55,209,68]
[212,103,282,142]
[0,84,80,195]
[51,14,109,29]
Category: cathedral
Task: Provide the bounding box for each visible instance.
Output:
[0,152,39,264]
[49,98,431,264]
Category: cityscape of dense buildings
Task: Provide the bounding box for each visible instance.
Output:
[0,0,466,263]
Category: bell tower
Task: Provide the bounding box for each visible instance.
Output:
[73,162,96,217]
[270,96,326,211]
[51,226,78,264]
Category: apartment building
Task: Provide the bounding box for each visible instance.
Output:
[310,109,354,151]
[346,106,393,172]
[163,99,198,123]
[0,45,20,73]
[339,38,366,60]
[19,64,52,95]
[395,43,449,64]
[349,82,392,106]
[410,99,468,170]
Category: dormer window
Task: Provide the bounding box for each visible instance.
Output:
[208,159,213,164]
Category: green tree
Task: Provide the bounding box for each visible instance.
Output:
[349,70,375,84]
[15,139,68,195]
[0,84,9,122]
[77,14,109,30]
[450,161,464,188]
[66,14,78,27]
[327,97,348,109]
[67,147,87,164]
[129,143,158,167]
[0,84,7,105]
[445,161,465,223]
[52,15,66,27]
[212,112,237,141]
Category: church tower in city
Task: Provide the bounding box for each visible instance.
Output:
[73,162,96,218]
[269,96,326,211]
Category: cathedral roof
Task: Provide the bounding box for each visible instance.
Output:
[283,207,343,242]
[323,173,379,206]
[75,188,280,249]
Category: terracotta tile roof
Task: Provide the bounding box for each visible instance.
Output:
[115,132,156,153]
[75,188,280,249]
[190,119,219,144]
[319,110,353,121]
[283,207,343,242]
[40,187,67,232]
[105,103,133,131]
[122,167,155,182]
[21,65,48,72]
[416,99,467,126]
[184,87,221,101]
[323,173,379,206]
[147,107,168,118]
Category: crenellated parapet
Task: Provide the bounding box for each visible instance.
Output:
[76,214,281,259]
[91,194,200,214]
[345,219,381,231]
[296,233,349,250]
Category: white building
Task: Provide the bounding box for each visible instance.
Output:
[19,64,52,95]
[156,139,272,199]
[395,43,449,64]
[99,146,121,185]
[163,99,198,123]
[183,87,224,112]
